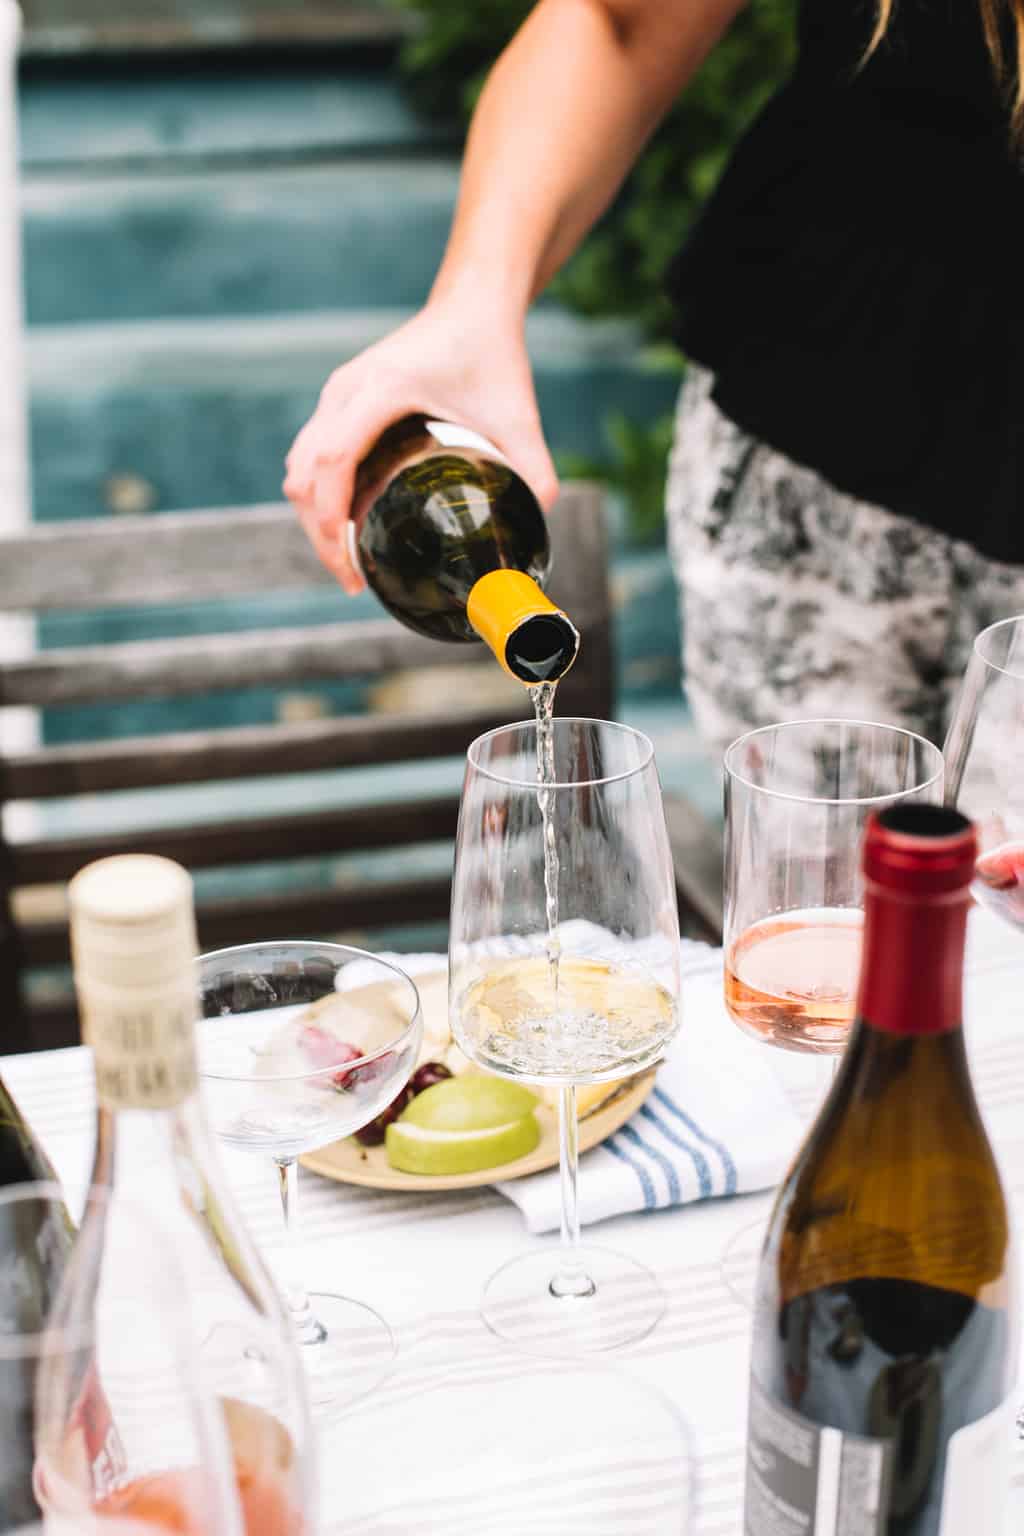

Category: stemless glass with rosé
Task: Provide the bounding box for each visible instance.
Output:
[724,719,944,1055]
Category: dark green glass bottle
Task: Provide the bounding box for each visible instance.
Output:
[353,417,579,684]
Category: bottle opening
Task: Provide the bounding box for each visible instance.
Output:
[876,804,969,839]
[864,804,977,897]
[505,613,580,684]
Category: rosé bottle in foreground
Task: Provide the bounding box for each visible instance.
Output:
[36,855,315,1536]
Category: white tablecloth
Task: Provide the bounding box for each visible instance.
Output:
[6,908,1024,1534]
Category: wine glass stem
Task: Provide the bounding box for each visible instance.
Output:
[274,1156,327,1346]
[550,1085,596,1300]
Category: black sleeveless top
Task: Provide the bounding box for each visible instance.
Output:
[668,0,1024,562]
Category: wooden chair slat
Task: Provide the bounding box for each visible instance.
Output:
[0,504,332,613]
[0,604,610,708]
[20,876,455,968]
[11,796,462,885]
[3,662,608,800]
[0,483,606,616]
[0,621,487,707]
[4,711,512,800]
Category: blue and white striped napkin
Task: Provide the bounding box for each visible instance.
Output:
[497,942,805,1233]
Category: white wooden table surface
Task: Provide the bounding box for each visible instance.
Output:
[6,908,1024,1534]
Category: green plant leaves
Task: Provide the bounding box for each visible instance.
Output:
[393,0,797,536]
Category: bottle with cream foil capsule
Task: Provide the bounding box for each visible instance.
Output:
[37,855,314,1534]
[351,415,579,684]
[745,805,1016,1536]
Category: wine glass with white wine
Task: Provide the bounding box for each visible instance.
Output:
[449,717,681,1355]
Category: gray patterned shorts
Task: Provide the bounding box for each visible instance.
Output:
[665,365,1024,762]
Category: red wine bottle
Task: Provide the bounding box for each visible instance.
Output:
[745,804,1016,1536]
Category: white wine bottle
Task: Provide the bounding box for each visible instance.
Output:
[351,416,579,683]
[37,854,313,1532]
[744,804,1016,1536]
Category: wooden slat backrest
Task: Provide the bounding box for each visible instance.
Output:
[0,482,615,1050]
[0,484,613,797]
[0,503,332,613]
[0,578,610,708]
[0,482,603,615]
[2,676,606,800]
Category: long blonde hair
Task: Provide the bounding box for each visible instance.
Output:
[871,0,1024,137]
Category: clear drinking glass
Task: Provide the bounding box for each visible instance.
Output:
[30,1182,315,1536]
[724,719,944,1054]
[943,616,1024,1444]
[196,942,421,1414]
[720,719,944,1306]
[449,718,681,1355]
[337,1364,693,1533]
[944,615,1024,925]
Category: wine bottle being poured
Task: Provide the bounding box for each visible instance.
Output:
[351,416,580,685]
[744,803,1017,1536]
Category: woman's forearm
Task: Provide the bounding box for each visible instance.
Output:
[430,0,747,318]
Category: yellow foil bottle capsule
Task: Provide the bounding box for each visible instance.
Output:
[466,569,580,685]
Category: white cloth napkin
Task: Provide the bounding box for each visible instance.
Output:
[371,938,805,1234]
[496,942,805,1234]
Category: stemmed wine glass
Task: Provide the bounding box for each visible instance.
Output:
[720,719,944,1300]
[944,614,1024,924]
[195,942,422,1415]
[943,615,1024,1443]
[31,1181,315,1536]
[449,717,681,1355]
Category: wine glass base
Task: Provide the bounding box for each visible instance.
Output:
[481,1246,665,1356]
[298,1293,397,1419]
[720,1218,767,1312]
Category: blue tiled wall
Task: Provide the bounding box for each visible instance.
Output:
[21,50,683,747]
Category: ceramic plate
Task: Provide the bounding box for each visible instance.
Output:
[300,970,656,1191]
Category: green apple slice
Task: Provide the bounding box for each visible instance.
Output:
[385,1074,540,1175]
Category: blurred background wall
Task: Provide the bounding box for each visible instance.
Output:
[15,0,794,811]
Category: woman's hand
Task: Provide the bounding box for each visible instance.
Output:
[283,297,559,593]
[285,0,744,593]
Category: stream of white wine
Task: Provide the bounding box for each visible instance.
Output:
[532,681,561,1024]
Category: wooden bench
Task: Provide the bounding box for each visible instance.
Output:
[0,483,722,1053]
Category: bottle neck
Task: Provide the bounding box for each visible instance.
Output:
[466,569,579,683]
[856,884,969,1037]
[89,1087,215,1205]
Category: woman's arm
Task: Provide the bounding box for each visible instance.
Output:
[433,0,746,314]
[285,0,746,590]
